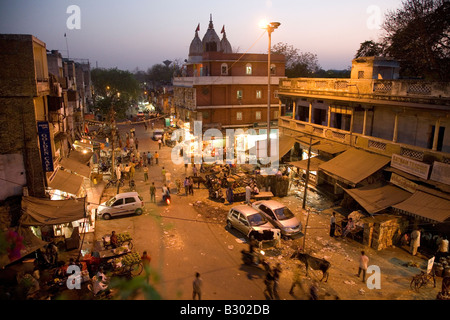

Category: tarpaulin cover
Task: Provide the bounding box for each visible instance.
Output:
[60,157,91,178]
[393,191,450,223]
[48,169,84,195]
[319,148,391,186]
[343,183,411,214]
[288,157,326,172]
[20,196,86,226]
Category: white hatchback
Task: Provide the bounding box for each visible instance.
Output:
[96,192,144,220]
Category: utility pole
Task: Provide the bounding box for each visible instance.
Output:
[302,135,313,209]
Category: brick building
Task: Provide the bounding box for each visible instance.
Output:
[173,16,285,132]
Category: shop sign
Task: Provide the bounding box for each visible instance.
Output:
[430,161,450,185]
[37,121,54,172]
[390,172,417,193]
[391,154,430,180]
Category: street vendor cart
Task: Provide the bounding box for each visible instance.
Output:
[102,232,134,250]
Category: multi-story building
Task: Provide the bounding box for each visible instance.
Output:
[277,56,450,227]
[173,16,285,132]
[0,34,51,199]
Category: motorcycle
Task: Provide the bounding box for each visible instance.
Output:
[162,193,171,205]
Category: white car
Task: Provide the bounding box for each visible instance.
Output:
[226,205,276,238]
[96,192,144,220]
[252,200,302,237]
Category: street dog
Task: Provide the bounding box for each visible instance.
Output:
[291,251,330,282]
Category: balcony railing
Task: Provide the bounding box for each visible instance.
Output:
[279,116,449,163]
[278,78,450,105]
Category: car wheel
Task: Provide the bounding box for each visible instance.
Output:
[135,208,143,215]
[226,220,233,230]
[103,213,111,220]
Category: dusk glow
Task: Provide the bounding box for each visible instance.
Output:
[0,0,402,70]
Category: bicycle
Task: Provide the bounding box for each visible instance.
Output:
[410,271,436,292]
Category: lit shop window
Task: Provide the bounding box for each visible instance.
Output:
[255,111,261,120]
[237,90,243,100]
[256,90,262,99]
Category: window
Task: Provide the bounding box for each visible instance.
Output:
[125,197,136,204]
[236,112,243,121]
[358,71,365,79]
[237,90,243,100]
[255,111,261,120]
[256,90,262,99]
[273,110,279,119]
[246,63,252,75]
[112,199,124,207]
[221,63,228,75]
[273,90,279,98]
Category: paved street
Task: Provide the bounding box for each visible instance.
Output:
[93,119,444,300]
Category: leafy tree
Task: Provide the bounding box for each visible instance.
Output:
[355,40,384,58]
[356,0,450,80]
[91,68,141,120]
[271,42,320,77]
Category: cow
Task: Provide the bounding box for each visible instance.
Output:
[291,251,331,282]
[190,176,206,188]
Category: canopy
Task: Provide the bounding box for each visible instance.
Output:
[48,169,84,195]
[343,183,411,214]
[68,149,93,164]
[393,191,450,223]
[60,157,91,178]
[0,226,48,268]
[278,136,296,159]
[319,148,391,186]
[20,196,86,226]
[288,157,326,172]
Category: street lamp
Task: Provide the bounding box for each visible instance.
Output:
[261,21,280,159]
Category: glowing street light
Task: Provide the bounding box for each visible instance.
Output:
[260,21,280,158]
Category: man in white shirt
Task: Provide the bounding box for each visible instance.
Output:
[357,251,369,282]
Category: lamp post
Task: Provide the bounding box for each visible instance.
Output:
[263,22,280,159]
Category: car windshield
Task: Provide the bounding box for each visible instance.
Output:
[105,197,116,206]
[274,207,295,220]
[247,213,267,226]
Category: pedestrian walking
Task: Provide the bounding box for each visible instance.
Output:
[245,184,252,205]
[147,151,151,165]
[165,171,172,185]
[155,152,159,165]
[130,163,135,180]
[158,138,162,150]
[410,228,421,256]
[357,250,369,282]
[192,272,203,300]
[141,251,151,266]
[115,164,122,180]
[272,263,281,300]
[309,280,319,300]
[184,177,190,196]
[185,163,188,174]
[289,265,303,295]
[135,137,139,150]
[263,266,275,300]
[330,212,336,237]
[143,165,149,182]
[150,182,156,203]
[193,165,198,177]
[189,176,194,196]
[162,167,166,183]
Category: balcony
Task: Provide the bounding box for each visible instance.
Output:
[278,78,450,110]
[279,117,449,163]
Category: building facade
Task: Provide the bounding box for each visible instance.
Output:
[173,16,285,132]
[278,56,450,226]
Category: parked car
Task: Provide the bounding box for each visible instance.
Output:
[252,200,302,237]
[226,205,275,238]
[96,192,144,220]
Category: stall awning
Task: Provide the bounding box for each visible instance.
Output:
[318,148,391,186]
[278,136,296,159]
[314,142,349,155]
[343,183,411,214]
[288,157,326,172]
[68,149,93,164]
[60,157,91,178]
[393,191,450,223]
[20,196,86,226]
[48,169,84,195]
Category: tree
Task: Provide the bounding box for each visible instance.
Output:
[382,0,450,80]
[357,0,450,80]
[91,68,140,120]
[271,42,320,77]
[355,40,384,58]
